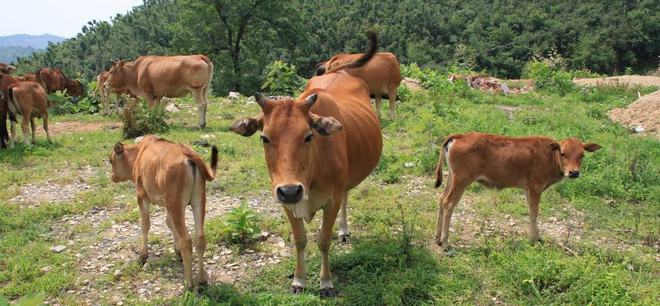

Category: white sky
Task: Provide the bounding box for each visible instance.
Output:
[0,0,144,38]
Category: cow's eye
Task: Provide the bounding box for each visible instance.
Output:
[560,152,565,157]
[304,133,313,143]
[260,135,270,144]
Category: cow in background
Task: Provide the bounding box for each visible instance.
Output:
[0,63,16,74]
[96,70,135,115]
[5,81,51,146]
[434,132,601,248]
[104,55,213,127]
[316,52,401,120]
[36,67,84,97]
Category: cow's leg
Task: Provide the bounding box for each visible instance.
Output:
[21,114,30,145]
[168,203,194,290]
[318,195,341,297]
[525,188,542,243]
[438,176,470,249]
[190,180,208,286]
[284,208,307,293]
[435,172,452,243]
[166,215,182,261]
[42,113,51,143]
[374,95,382,120]
[388,87,397,120]
[191,88,207,128]
[9,119,16,148]
[338,192,350,243]
[29,117,36,144]
[137,196,150,265]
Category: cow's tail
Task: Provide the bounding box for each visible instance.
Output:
[434,135,455,188]
[325,31,378,74]
[186,145,218,181]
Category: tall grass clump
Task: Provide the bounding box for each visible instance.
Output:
[120,98,169,139]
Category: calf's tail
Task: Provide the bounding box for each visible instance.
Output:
[434,135,454,188]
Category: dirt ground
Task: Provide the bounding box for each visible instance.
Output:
[573,75,660,87]
[608,90,660,139]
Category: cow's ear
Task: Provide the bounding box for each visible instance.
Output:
[310,113,342,136]
[583,142,601,152]
[548,142,560,151]
[114,142,124,155]
[230,117,262,137]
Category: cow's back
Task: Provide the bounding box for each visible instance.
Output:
[305,72,383,190]
[341,53,401,94]
[133,55,212,97]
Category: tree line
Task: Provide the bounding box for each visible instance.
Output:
[12,0,660,95]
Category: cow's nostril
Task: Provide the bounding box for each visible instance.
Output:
[568,171,580,178]
[277,185,304,204]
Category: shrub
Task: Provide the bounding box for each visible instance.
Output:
[523,61,575,96]
[261,60,305,96]
[49,80,101,115]
[119,99,169,139]
[222,203,261,244]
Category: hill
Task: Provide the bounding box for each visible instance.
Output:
[0,34,65,63]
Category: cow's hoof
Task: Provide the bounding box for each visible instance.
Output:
[138,254,148,266]
[339,234,351,244]
[319,287,338,298]
[290,285,304,294]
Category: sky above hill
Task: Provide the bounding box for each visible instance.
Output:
[0,0,143,38]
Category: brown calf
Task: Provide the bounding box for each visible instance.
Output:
[36,67,84,97]
[5,81,51,146]
[230,32,382,297]
[316,52,401,120]
[96,70,134,115]
[109,135,218,290]
[434,132,601,247]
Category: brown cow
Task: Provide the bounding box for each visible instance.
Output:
[5,81,51,146]
[104,55,213,127]
[36,67,84,97]
[230,32,382,297]
[0,63,16,74]
[1,73,20,148]
[433,132,601,248]
[316,52,401,120]
[109,135,219,290]
[96,70,134,115]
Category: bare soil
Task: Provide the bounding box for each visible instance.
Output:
[608,90,660,139]
[31,121,121,137]
[574,75,660,88]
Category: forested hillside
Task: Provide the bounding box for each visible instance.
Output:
[13,0,660,94]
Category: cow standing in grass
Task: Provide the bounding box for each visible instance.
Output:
[104,55,213,127]
[109,135,218,290]
[316,52,401,120]
[434,132,601,248]
[36,67,84,97]
[230,32,382,297]
[4,81,51,146]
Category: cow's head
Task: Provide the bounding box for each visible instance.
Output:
[314,61,327,76]
[108,142,138,182]
[230,93,343,205]
[105,60,131,90]
[66,80,84,98]
[0,63,16,74]
[550,138,601,178]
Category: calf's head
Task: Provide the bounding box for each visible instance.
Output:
[550,138,601,178]
[230,93,342,205]
[105,60,131,91]
[108,142,138,182]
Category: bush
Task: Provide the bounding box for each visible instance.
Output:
[49,81,101,115]
[222,203,261,244]
[260,60,305,96]
[119,99,169,139]
[523,61,575,96]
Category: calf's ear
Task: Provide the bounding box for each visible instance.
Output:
[230,117,262,137]
[548,142,560,151]
[583,142,601,152]
[310,113,342,136]
[114,142,124,155]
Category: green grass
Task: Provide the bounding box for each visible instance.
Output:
[0,78,658,304]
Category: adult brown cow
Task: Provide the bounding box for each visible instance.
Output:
[109,135,219,290]
[96,70,135,115]
[230,32,382,297]
[104,55,213,127]
[0,63,16,74]
[5,81,51,146]
[36,67,84,97]
[0,73,20,148]
[433,132,601,248]
[316,52,401,120]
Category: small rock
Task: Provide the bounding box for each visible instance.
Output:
[165,103,180,113]
[41,266,52,273]
[51,245,67,253]
[228,92,241,99]
[114,269,121,276]
[633,125,645,133]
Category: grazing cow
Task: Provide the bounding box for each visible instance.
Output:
[109,135,219,290]
[433,132,601,247]
[104,55,213,127]
[230,32,382,297]
[0,63,16,74]
[96,70,134,115]
[0,73,20,148]
[36,68,84,97]
[316,52,401,120]
[5,81,51,146]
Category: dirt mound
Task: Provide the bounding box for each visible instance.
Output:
[608,90,660,139]
[574,75,660,88]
